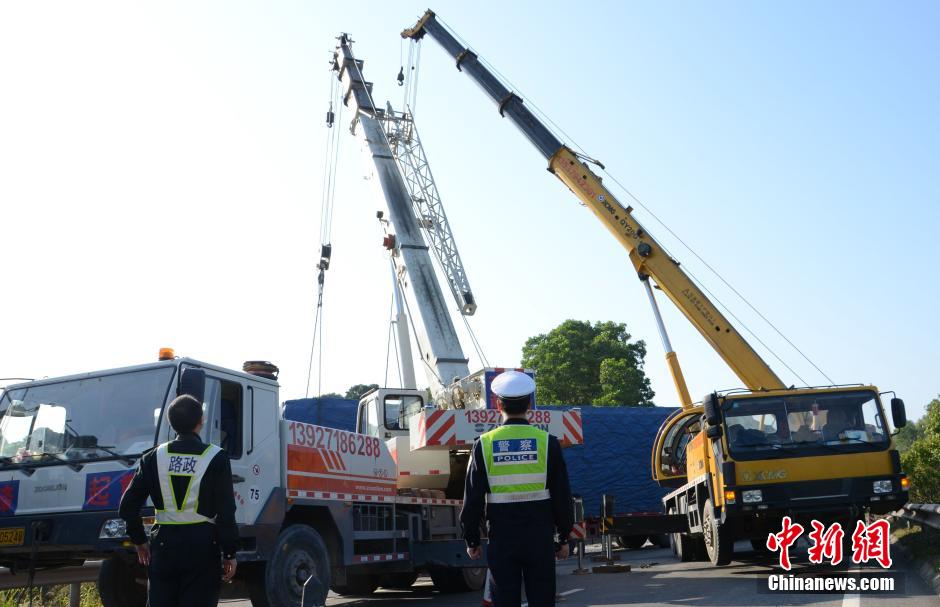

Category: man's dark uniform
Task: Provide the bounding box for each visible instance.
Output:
[119,432,238,607]
[461,417,573,607]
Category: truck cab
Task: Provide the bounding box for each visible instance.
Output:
[0,356,282,574]
[654,386,909,565]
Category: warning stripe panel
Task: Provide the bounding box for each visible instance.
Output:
[288,489,396,503]
[352,553,410,563]
[569,522,587,539]
[563,414,583,444]
[394,496,464,506]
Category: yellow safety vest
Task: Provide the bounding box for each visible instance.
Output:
[154,442,221,525]
[480,424,550,504]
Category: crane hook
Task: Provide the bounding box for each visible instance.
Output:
[397,66,405,86]
[326,101,335,128]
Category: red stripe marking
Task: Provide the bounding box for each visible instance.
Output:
[563,415,583,444]
[427,415,456,445]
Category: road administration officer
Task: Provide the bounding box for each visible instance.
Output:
[461,370,574,607]
[119,393,239,607]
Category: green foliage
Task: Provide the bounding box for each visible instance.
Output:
[521,320,654,407]
[901,397,940,503]
[894,421,923,454]
[0,583,101,606]
[595,358,654,407]
[319,392,343,399]
[344,384,379,400]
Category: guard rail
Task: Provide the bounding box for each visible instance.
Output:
[896,503,940,531]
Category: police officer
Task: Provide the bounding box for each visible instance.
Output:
[119,393,239,607]
[461,370,573,607]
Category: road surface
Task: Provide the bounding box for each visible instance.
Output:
[222,541,939,606]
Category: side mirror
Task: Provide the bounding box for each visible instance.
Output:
[703,393,721,427]
[891,398,907,429]
[706,424,723,440]
[178,368,206,402]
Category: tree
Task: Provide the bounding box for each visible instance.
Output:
[894,421,922,454]
[901,397,940,503]
[319,392,343,399]
[345,384,379,400]
[521,320,654,406]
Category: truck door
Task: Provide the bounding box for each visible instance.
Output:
[204,376,281,527]
[652,408,702,488]
[162,370,280,528]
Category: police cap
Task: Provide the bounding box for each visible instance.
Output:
[491,370,535,399]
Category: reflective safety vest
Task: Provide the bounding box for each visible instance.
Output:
[154,442,222,525]
[480,424,550,504]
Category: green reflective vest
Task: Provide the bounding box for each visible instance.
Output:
[480,423,550,504]
[154,442,221,525]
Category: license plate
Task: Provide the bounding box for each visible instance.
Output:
[0,527,24,547]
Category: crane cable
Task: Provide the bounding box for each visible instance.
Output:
[306,64,345,397]
[434,16,832,388]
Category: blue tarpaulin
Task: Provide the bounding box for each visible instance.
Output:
[543,405,677,517]
[282,397,359,432]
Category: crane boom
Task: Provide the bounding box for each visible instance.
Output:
[333,34,471,401]
[403,11,786,397]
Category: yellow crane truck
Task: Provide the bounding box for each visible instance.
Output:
[402,9,910,566]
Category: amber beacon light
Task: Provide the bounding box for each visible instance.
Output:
[158,347,175,361]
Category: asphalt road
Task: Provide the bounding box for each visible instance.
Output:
[222,541,940,607]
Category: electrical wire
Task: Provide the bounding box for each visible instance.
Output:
[433,16,832,387]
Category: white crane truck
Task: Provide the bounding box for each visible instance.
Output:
[0,32,583,607]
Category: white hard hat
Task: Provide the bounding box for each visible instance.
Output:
[491,370,535,399]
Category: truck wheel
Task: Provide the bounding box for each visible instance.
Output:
[668,508,694,562]
[331,574,379,596]
[380,572,419,589]
[702,499,733,566]
[98,556,147,607]
[251,524,331,607]
[430,567,486,593]
[620,535,648,550]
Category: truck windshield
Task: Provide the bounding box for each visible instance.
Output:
[724,390,889,461]
[0,367,175,465]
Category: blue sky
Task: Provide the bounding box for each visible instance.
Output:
[1,1,937,421]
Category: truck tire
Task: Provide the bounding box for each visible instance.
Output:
[653,534,671,548]
[430,566,486,593]
[250,524,331,607]
[98,556,147,607]
[667,507,694,562]
[331,574,379,596]
[620,535,648,550]
[380,572,419,589]
[702,499,733,566]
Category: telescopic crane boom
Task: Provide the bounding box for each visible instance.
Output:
[403,11,786,407]
[333,33,471,404]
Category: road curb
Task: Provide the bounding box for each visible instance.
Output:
[892,539,940,597]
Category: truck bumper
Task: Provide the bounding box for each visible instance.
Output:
[724,474,908,523]
[0,510,134,569]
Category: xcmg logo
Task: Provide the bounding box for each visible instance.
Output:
[742,469,788,482]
